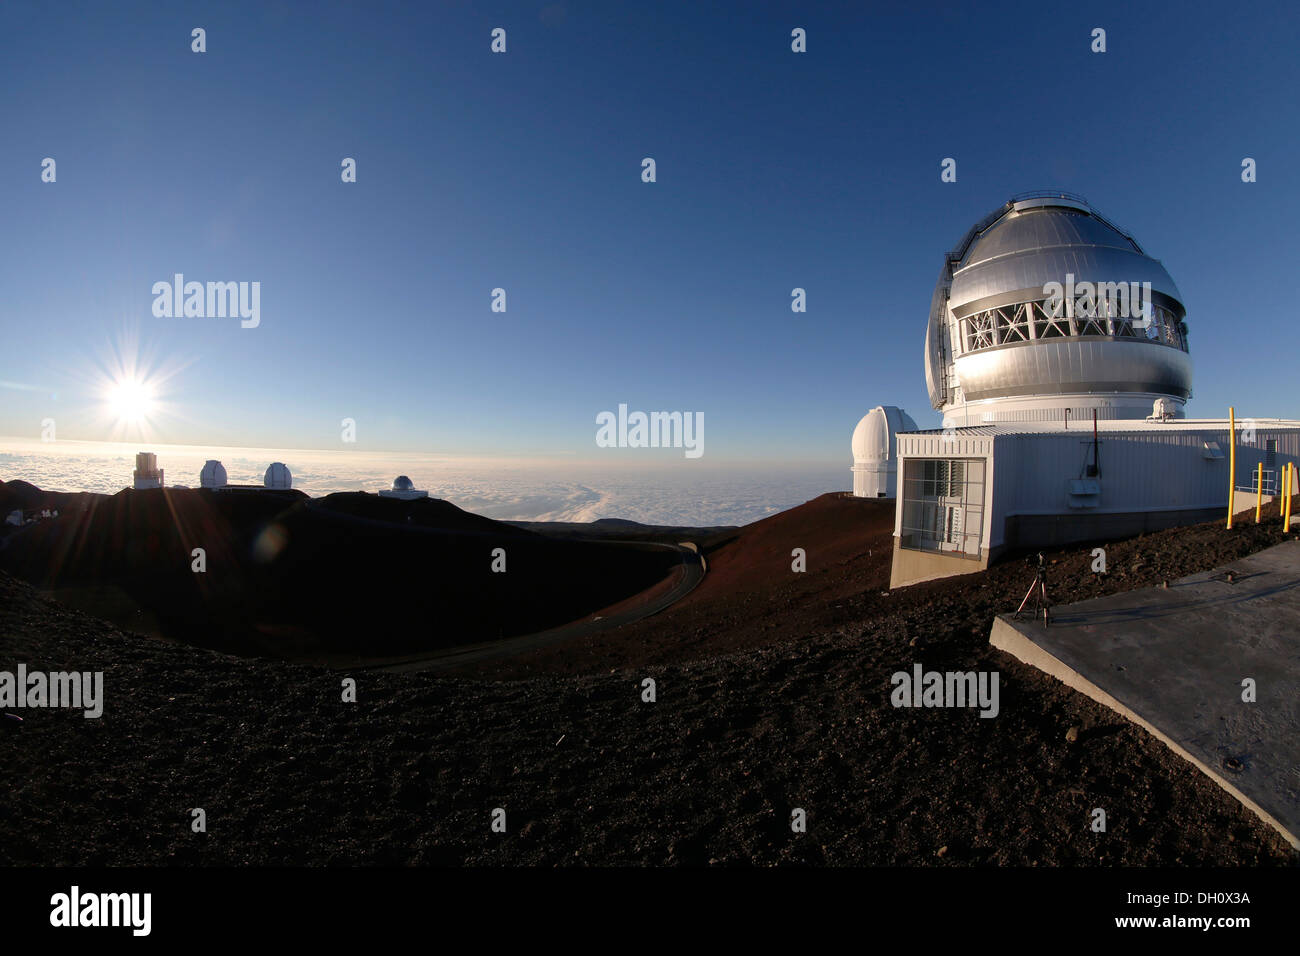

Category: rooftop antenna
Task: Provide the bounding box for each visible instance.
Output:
[1088,410,1101,478]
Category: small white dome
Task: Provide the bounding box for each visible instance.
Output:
[199,460,228,489]
[392,475,414,492]
[852,406,918,464]
[1149,397,1177,420]
[850,406,919,498]
[264,462,292,489]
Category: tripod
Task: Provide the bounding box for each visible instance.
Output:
[1014,553,1051,626]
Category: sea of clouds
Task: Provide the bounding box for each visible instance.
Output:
[0,439,847,527]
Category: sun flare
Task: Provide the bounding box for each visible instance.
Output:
[105,377,156,426]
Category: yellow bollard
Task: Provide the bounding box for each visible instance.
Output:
[1281,463,1288,529]
[1227,407,1236,529]
[1256,462,1263,523]
[1282,463,1289,530]
[1287,463,1294,532]
[1282,462,1291,531]
[1279,462,1285,529]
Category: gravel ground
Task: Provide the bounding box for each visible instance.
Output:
[1,494,1295,865]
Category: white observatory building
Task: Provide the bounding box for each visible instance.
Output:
[378,475,428,500]
[887,192,1300,587]
[851,406,918,497]
[264,462,293,490]
[199,460,228,490]
[198,459,296,492]
[132,452,164,489]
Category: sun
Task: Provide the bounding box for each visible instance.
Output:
[76,324,194,442]
[106,377,156,425]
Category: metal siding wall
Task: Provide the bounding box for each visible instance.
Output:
[987,438,1012,549]
[993,427,1300,517]
[896,436,994,458]
[1232,428,1300,493]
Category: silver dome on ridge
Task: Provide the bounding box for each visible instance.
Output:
[925,192,1192,427]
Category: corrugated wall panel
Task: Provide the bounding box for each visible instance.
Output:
[992,428,1300,516]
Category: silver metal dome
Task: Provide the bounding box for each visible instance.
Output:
[392,475,414,492]
[925,192,1192,426]
[264,462,292,490]
[199,459,227,489]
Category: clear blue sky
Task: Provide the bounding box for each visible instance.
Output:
[1,0,1297,462]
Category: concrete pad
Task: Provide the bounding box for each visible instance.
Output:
[990,541,1300,850]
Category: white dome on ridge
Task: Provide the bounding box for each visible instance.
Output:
[264,462,292,490]
[199,460,228,489]
[378,474,428,500]
[852,406,918,464]
[851,406,917,498]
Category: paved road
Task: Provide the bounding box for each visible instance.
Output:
[356,540,705,674]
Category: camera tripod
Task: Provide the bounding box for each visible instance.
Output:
[1014,553,1051,626]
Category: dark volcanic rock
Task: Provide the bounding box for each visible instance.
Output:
[0,483,678,659]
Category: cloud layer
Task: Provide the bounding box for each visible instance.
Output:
[0,441,847,527]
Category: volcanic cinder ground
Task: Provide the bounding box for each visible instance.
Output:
[0,485,1296,865]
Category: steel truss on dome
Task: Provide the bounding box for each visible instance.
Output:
[957,297,1187,355]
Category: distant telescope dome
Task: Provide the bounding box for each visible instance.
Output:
[1150,397,1177,420]
[264,462,292,490]
[852,406,918,465]
[851,405,917,498]
[926,192,1191,427]
[199,459,228,489]
[378,474,428,500]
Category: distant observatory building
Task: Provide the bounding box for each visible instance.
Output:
[264,462,292,490]
[378,475,428,500]
[199,459,228,489]
[199,459,295,492]
[851,406,918,497]
[883,191,1300,588]
[132,452,164,490]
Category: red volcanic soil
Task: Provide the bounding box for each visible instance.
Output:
[467,493,897,676]
[1,488,1295,865]
[0,483,678,659]
[470,492,1300,679]
[683,494,893,604]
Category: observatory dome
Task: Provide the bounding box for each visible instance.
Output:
[851,405,918,498]
[378,474,428,500]
[264,462,292,490]
[925,193,1192,427]
[199,460,228,489]
[852,406,918,463]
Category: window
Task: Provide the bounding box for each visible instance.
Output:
[958,295,1188,354]
[900,458,986,556]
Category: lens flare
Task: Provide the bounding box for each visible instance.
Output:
[106,378,156,425]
